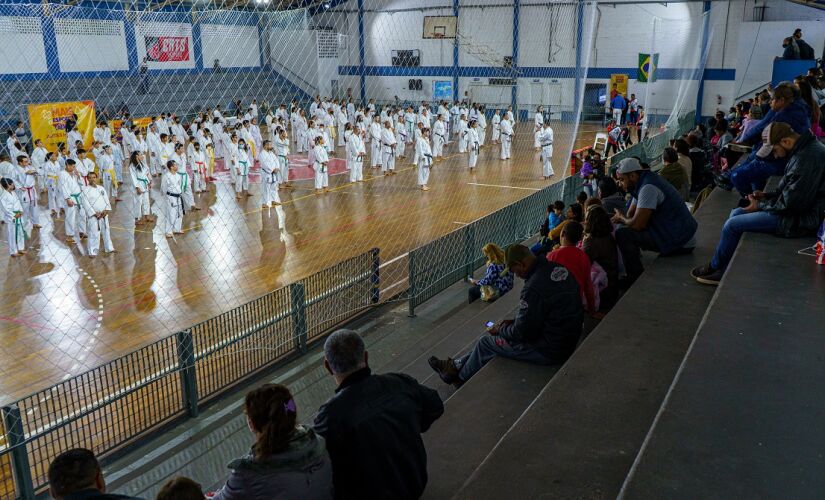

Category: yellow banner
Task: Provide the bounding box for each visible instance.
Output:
[609,74,629,98]
[109,116,153,142]
[28,101,96,153]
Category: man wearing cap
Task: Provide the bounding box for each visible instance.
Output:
[428,244,583,386]
[724,82,810,196]
[611,157,698,285]
[692,122,825,285]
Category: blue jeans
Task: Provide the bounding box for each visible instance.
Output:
[729,153,785,197]
[455,334,553,381]
[710,208,780,271]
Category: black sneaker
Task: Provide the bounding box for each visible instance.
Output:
[691,264,723,285]
[428,356,460,385]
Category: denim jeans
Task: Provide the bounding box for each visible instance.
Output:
[730,153,785,197]
[710,208,780,271]
[614,226,660,283]
[455,334,553,381]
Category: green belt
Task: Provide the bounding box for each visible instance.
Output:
[179,172,189,192]
[239,161,249,175]
[70,193,81,209]
[137,176,150,189]
[13,212,28,242]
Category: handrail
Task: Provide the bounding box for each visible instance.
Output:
[734,81,770,102]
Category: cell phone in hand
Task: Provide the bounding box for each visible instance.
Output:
[485,321,495,329]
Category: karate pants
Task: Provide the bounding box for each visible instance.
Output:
[533,130,541,148]
[165,198,183,234]
[103,173,116,198]
[338,131,346,147]
[194,169,207,192]
[478,128,486,146]
[134,190,151,219]
[6,219,24,255]
[235,175,249,193]
[314,169,329,189]
[382,149,395,172]
[262,180,281,206]
[501,136,512,159]
[371,141,382,167]
[47,179,60,212]
[612,108,622,125]
[418,161,430,186]
[20,190,39,226]
[65,204,86,238]
[87,216,114,255]
[434,136,445,157]
[542,146,554,177]
[350,158,363,182]
[492,127,500,142]
[396,140,405,157]
[459,137,467,153]
[278,157,290,183]
[469,146,479,169]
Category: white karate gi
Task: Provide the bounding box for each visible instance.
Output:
[369,122,382,167]
[313,145,329,190]
[477,113,487,147]
[15,164,39,227]
[433,120,446,158]
[500,119,514,159]
[236,149,251,193]
[381,127,397,173]
[81,184,113,255]
[258,149,281,206]
[0,189,25,254]
[130,162,152,219]
[491,113,501,142]
[31,146,48,189]
[458,119,469,153]
[348,133,366,183]
[539,126,555,177]
[93,126,112,146]
[274,135,290,184]
[395,120,406,158]
[58,170,85,238]
[189,149,208,193]
[416,136,433,187]
[45,160,61,212]
[98,154,118,198]
[161,171,184,235]
[337,111,349,147]
[534,111,544,148]
[467,128,480,169]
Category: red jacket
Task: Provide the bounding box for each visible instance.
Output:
[547,246,595,314]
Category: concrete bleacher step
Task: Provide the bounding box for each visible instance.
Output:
[454,187,742,499]
[619,233,825,498]
[423,359,559,499]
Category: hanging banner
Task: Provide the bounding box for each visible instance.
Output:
[108,117,153,142]
[637,53,659,82]
[27,100,96,153]
[609,74,629,99]
[144,36,189,62]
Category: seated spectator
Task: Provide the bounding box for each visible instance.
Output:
[580,161,597,198]
[576,191,588,206]
[212,384,333,499]
[793,28,815,60]
[598,177,626,217]
[659,147,689,201]
[796,78,823,137]
[530,201,564,255]
[736,104,763,140]
[673,138,693,188]
[547,221,595,315]
[582,205,620,311]
[48,448,144,500]
[156,477,204,500]
[315,329,444,500]
[727,82,811,196]
[469,243,513,303]
[692,122,825,284]
[686,134,709,191]
[429,244,583,385]
[548,203,584,244]
[612,158,698,285]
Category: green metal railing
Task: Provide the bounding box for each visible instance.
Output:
[610,111,697,167]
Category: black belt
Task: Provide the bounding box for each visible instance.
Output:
[541,142,553,147]
[166,192,185,214]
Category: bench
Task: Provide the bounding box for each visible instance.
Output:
[619,233,825,498]
[454,186,741,498]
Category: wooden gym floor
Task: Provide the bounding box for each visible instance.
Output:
[0,121,600,404]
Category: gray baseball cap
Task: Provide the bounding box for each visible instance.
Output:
[615,157,643,175]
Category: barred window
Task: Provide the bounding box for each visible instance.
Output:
[54,18,122,36]
[316,31,338,58]
[0,16,42,34]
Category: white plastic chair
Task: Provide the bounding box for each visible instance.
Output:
[593,132,608,155]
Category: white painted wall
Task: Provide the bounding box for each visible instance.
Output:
[201,24,260,68]
[0,16,47,74]
[54,18,129,73]
[134,21,195,70]
[268,28,319,94]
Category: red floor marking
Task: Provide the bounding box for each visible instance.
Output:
[212,155,349,183]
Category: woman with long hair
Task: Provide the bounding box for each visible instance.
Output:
[468,243,514,303]
[211,384,333,499]
[129,150,153,225]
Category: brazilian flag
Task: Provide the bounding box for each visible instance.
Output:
[638,53,659,82]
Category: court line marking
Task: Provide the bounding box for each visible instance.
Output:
[466,182,542,191]
[453,221,469,225]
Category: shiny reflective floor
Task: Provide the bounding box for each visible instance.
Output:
[0,121,599,404]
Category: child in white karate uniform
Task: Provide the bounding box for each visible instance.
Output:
[81,171,114,257]
[162,160,184,237]
[15,156,40,228]
[458,115,468,153]
[348,127,366,183]
[491,109,501,143]
[467,121,480,171]
[235,140,252,199]
[500,117,514,160]
[0,177,26,256]
[274,128,291,189]
[313,136,330,194]
[381,121,397,175]
[129,151,153,225]
[416,128,433,191]
[539,122,555,179]
[258,140,282,207]
[59,159,86,242]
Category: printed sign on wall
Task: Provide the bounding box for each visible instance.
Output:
[28,100,96,152]
[144,36,189,62]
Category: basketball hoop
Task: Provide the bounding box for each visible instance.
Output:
[433,33,444,39]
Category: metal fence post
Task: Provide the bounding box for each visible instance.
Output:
[290,283,307,352]
[464,224,476,280]
[175,330,199,418]
[2,405,34,500]
[370,247,380,304]
[408,251,416,317]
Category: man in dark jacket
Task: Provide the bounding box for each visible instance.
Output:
[727,82,811,196]
[693,122,825,285]
[793,28,815,60]
[612,158,698,285]
[48,448,144,499]
[429,244,584,385]
[314,329,444,500]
